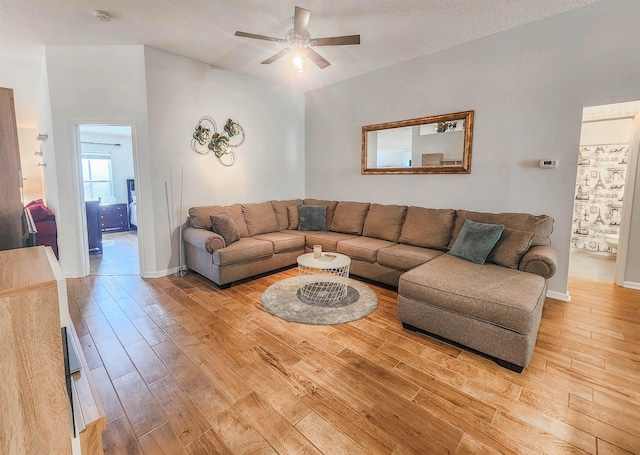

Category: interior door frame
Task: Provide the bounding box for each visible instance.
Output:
[72,121,143,276]
[615,113,640,286]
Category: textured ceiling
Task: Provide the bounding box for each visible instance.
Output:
[0,0,602,92]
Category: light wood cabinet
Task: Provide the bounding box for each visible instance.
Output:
[0,247,105,455]
[0,87,24,250]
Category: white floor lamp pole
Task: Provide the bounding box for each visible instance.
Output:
[176,166,187,276]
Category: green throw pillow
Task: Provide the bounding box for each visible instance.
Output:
[298,205,327,231]
[448,219,505,265]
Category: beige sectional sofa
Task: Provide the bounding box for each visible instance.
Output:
[183,199,557,371]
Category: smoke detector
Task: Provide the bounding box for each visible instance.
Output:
[94,10,111,22]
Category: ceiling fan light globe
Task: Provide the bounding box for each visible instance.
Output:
[292,52,305,71]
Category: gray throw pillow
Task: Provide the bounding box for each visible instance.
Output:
[298,205,327,231]
[210,213,240,247]
[448,219,504,265]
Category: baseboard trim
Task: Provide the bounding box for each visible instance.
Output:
[142,267,180,278]
[546,290,571,302]
[623,281,640,290]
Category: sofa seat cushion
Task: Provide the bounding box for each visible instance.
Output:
[398,254,546,334]
[304,232,358,252]
[336,237,397,263]
[279,229,306,237]
[378,244,444,271]
[212,238,273,266]
[252,232,305,253]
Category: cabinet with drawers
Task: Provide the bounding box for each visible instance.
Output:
[99,203,128,232]
[0,247,105,455]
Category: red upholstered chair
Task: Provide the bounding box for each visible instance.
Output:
[25,199,58,259]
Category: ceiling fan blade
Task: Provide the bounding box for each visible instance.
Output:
[311,35,361,46]
[293,6,311,34]
[306,48,330,69]
[261,48,292,65]
[235,31,284,43]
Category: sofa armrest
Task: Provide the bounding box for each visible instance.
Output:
[183,227,225,253]
[519,245,557,279]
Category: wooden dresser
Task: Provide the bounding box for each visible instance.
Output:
[0,247,105,455]
[100,203,129,232]
[86,201,102,253]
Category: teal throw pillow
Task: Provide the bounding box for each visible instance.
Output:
[298,205,327,231]
[448,219,505,265]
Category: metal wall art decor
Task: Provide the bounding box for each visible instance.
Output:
[191,116,245,167]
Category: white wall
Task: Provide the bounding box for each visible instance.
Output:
[143,48,305,274]
[37,56,57,210]
[17,127,44,204]
[43,45,153,277]
[0,46,45,204]
[305,0,640,297]
[40,45,304,278]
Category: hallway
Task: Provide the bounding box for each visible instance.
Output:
[90,231,139,275]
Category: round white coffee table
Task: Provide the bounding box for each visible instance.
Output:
[297,252,351,305]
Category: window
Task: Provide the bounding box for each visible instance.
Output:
[82,153,113,202]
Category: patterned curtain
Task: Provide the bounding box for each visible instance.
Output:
[572,145,628,252]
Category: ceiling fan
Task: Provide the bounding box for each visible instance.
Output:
[235,6,360,71]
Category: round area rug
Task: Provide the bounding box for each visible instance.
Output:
[261,277,378,325]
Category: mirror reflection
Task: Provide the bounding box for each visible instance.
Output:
[362,111,473,174]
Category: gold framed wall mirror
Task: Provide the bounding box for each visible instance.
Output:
[361,110,474,174]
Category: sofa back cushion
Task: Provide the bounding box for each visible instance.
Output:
[448,210,553,249]
[271,199,303,230]
[304,199,338,230]
[287,205,300,229]
[329,201,371,235]
[399,207,456,250]
[242,202,280,236]
[362,204,407,242]
[189,204,250,237]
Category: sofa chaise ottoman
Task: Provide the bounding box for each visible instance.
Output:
[397,210,556,371]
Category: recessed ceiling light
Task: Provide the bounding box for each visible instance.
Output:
[94,10,111,22]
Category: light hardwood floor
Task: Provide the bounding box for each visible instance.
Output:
[90,231,140,276]
[67,270,640,454]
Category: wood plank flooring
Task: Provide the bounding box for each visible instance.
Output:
[67,270,640,454]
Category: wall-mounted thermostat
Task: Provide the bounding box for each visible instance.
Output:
[539,159,559,168]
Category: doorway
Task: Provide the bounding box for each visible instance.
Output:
[569,101,640,283]
[78,124,140,275]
